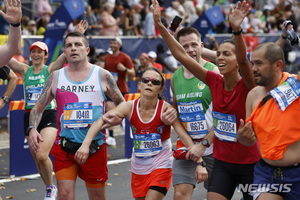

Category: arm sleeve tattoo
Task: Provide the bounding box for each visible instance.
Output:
[39,72,53,105]
[106,73,125,106]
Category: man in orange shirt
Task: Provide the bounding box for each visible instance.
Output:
[238,42,300,200]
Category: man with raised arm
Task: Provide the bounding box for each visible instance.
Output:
[171,27,218,200]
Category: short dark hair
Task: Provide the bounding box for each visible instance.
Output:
[253,42,285,65]
[220,36,235,46]
[156,43,165,53]
[64,32,89,48]
[176,27,202,42]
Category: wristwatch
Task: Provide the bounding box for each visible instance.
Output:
[201,139,210,147]
[26,126,36,136]
[1,96,9,103]
[196,161,206,167]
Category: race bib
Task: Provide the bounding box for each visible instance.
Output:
[178,100,208,139]
[133,133,162,158]
[26,88,42,106]
[63,102,93,129]
[269,76,300,111]
[213,111,236,142]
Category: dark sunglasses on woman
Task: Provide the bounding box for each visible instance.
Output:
[140,77,161,86]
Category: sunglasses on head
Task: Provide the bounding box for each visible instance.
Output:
[140,77,161,86]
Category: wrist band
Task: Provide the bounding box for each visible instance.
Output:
[281,35,288,39]
[232,29,243,35]
[10,23,21,27]
[1,96,9,103]
[196,161,206,167]
[26,126,36,136]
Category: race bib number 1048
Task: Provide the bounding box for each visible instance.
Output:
[63,102,93,129]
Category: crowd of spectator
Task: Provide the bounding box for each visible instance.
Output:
[1,0,300,74]
[1,0,299,38]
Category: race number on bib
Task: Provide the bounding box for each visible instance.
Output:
[63,102,93,129]
[26,88,42,106]
[212,111,236,142]
[269,76,300,111]
[178,100,208,139]
[133,133,162,158]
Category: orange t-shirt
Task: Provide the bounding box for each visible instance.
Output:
[247,72,300,160]
[153,62,163,72]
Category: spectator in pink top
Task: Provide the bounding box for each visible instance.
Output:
[37,0,53,22]
[99,2,125,36]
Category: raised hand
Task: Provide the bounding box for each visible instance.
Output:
[76,20,88,34]
[0,0,22,24]
[228,1,251,31]
[150,0,162,26]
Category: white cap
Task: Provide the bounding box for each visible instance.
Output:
[148,51,157,58]
[113,37,122,46]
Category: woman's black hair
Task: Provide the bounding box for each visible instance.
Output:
[220,36,235,46]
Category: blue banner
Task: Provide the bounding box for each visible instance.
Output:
[192,15,211,40]
[44,0,85,65]
[205,5,225,27]
[193,6,224,40]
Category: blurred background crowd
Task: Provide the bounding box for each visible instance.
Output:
[0,0,300,74]
[0,0,298,38]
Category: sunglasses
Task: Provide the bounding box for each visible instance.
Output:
[140,77,161,86]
